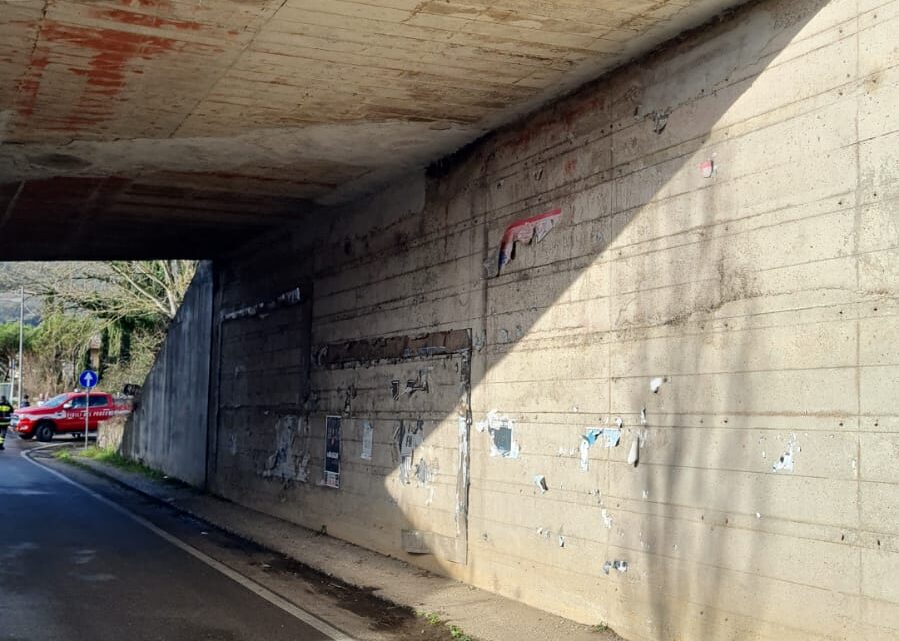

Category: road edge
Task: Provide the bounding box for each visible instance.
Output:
[22,443,357,641]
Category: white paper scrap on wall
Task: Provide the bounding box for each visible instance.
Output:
[361,420,373,460]
[579,439,590,471]
[602,508,614,529]
[628,438,639,466]
[772,433,799,473]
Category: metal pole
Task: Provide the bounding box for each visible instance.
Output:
[84,386,90,450]
[17,286,24,405]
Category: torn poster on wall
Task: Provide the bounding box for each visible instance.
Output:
[476,410,520,458]
[361,420,373,460]
[495,208,563,274]
[324,415,341,488]
[262,415,310,482]
[394,419,425,484]
[579,427,621,471]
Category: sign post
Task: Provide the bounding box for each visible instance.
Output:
[78,369,98,449]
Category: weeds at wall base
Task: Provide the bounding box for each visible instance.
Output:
[54,445,166,481]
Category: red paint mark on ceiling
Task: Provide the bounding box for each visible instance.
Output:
[16,21,187,131]
[17,55,50,118]
[91,8,205,32]
[119,0,173,8]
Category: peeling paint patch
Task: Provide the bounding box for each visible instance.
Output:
[579,438,591,471]
[650,109,670,133]
[627,437,640,466]
[360,420,373,460]
[401,369,430,397]
[603,560,628,574]
[772,433,799,473]
[222,287,303,321]
[586,426,621,448]
[261,415,309,482]
[579,427,620,471]
[476,410,519,458]
[650,377,666,393]
[415,457,437,486]
[455,414,470,529]
[601,508,614,529]
[315,329,470,368]
[493,207,563,275]
[394,419,424,484]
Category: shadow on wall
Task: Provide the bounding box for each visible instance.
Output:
[372,0,852,638]
[207,0,884,638]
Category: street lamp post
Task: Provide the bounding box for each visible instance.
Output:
[17,286,24,404]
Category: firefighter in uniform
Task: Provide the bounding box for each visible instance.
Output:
[0,395,11,451]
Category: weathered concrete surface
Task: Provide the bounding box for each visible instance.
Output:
[0,0,749,258]
[198,0,899,638]
[97,415,126,450]
[206,234,315,501]
[122,261,212,486]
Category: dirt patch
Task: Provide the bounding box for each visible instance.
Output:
[260,554,473,640]
[44,448,479,641]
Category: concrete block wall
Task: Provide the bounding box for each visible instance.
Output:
[203,0,899,638]
[206,231,316,506]
[122,261,213,487]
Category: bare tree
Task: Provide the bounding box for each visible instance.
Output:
[22,260,197,324]
[0,260,198,393]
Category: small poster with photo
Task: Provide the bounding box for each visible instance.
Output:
[324,415,341,488]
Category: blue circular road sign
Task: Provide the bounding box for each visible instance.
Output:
[79,369,99,389]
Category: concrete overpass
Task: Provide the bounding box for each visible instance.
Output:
[5,1,899,641]
[1,0,742,258]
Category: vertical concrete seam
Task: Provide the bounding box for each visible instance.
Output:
[852,0,863,618]
[16,0,50,94]
[203,261,218,491]
[605,115,616,582]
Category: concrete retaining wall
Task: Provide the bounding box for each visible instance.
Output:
[202,0,899,638]
[97,416,126,451]
[123,261,213,487]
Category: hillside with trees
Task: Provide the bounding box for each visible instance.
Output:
[0,261,196,400]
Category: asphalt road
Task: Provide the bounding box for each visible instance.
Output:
[0,436,331,641]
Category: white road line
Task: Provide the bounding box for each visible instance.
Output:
[22,445,356,641]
